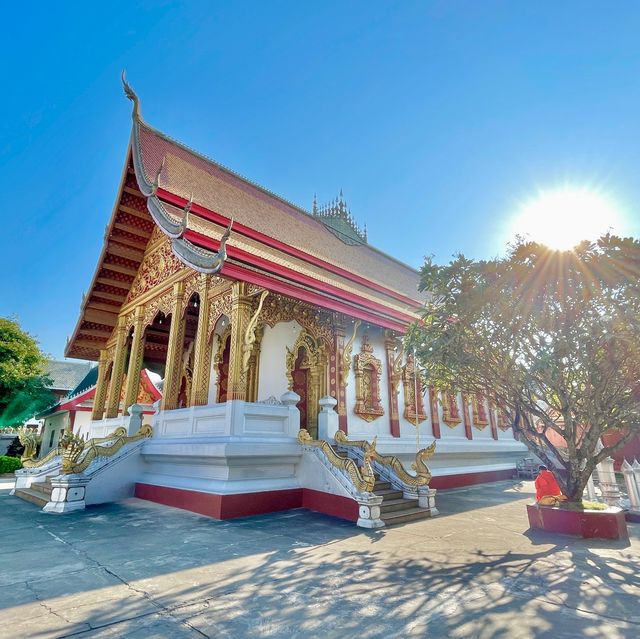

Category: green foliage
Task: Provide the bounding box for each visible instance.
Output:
[0,317,53,428]
[0,455,22,473]
[407,234,640,502]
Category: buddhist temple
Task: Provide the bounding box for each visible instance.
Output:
[13,76,527,526]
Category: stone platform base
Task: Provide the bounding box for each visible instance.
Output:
[527,503,629,540]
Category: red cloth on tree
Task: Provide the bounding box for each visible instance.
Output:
[535,469,562,501]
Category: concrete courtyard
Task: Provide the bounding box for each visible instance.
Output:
[0,478,638,639]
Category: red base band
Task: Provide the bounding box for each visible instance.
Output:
[429,468,514,490]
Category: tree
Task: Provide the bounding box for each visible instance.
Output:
[0,317,53,428]
[406,234,640,505]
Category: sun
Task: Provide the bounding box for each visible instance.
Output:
[510,186,624,251]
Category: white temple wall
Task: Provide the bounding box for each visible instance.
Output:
[74,411,93,440]
[39,412,68,456]
[257,320,302,401]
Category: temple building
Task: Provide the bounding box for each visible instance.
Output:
[14,77,526,526]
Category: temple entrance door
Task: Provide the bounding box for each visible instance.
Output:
[216,334,231,403]
[291,347,311,435]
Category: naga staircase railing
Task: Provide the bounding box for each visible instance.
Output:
[334,430,436,492]
[18,425,153,475]
[61,425,153,474]
[297,428,376,493]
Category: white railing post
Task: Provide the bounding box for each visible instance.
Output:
[596,456,621,506]
[317,396,338,442]
[126,404,144,436]
[621,460,640,512]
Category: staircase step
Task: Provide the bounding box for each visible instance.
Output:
[373,481,391,491]
[382,507,431,527]
[30,482,54,497]
[374,488,404,500]
[380,497,418,514]
[14,488,48,508]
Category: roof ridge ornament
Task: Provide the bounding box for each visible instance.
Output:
[121,70,141,120]
[151,158,165,195]
[176,193,193,239]
[312,190,367,246]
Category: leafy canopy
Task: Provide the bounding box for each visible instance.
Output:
[0,317,53,428]
[406,234,640,501]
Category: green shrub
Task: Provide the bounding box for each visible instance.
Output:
[0,456,22,473]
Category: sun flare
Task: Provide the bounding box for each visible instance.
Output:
[511,187,624,251]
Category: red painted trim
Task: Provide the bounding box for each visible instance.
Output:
[141,369,162,402]
[302,488,359,522]
[135,483,303,519]
[58,386,96,412]
[158,188,420,308]
[135,483,360,523]
[221,262,408,333]
[430,468,514,490]
[187,229,415,325]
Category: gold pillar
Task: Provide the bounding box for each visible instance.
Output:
[190,274,212,406]
[161,281,186,410]
[105,317,129,418]
[227,281,252,401]
[123,306,146,415]
[246,326,263,403]
[91,349,110,421]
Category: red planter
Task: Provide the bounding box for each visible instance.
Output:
[527,504,629,540]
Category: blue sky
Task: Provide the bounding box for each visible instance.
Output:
[2,1,640,359]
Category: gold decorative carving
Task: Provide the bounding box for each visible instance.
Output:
[441,392,462,427]
[207,291,233,340]
[161,281,186,410]
[472,393,489,429]
[105,317,129,418]
[342,320,361,386]
[142,288,174,329]
[286,329,327,438]
[126,237,184,303]
[242,290,269,373]
[92,350,110,421]
[335,430,436,486]
[127,239,182,302]
[402,352,428,424]
[353,332,384,422]
[298,428,375,493]
[61,424,153,474]
[259,294,334,345]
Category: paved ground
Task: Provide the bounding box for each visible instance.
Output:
[1,478,638,639]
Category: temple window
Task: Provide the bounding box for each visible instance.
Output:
[402,352,427,424]
[441,392,462,427]
[353,332,384,422]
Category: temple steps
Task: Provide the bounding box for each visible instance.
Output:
[374,487,404,501]
[14,487,49,508]
[381,506,432,526]
[14,479,54,508]
[321,444,432,527]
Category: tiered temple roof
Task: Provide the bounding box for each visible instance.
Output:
[65,76,423,360]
